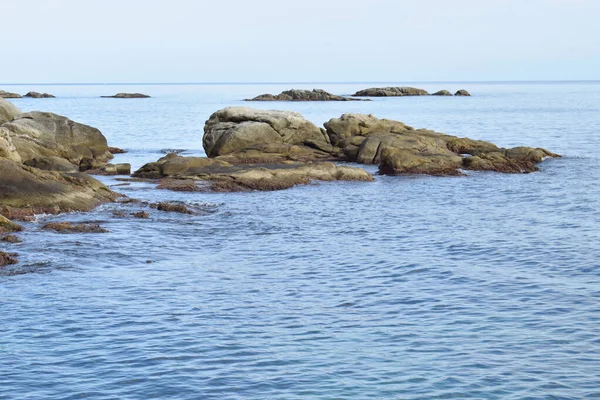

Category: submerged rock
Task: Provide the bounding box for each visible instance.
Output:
[0,251,18,267]
[353,87,430,97]
[101,93,151,98]
[108,146,127,154]
[0,90,22,99]
[24,91,55,98]
[455,89,471,96]
[151,201,195,214]
[2,111,113,171]
[42,222,108,233]
[131,211,149,219]
[245,89,363,102]
[1,234,22,243]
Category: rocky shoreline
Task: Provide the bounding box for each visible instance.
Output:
[0,98,559,267]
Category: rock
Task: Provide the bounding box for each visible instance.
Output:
[0,251,18,267]
[101,93,151,98]
[156,179,201,192]
[353,87,430,97]
[24,91,55,98]
[1,234,22,243]
[203,107,329,157]
[151,201,195,214]
[2,111,113,171]
[89,163,131,176]
[0,158,117,220]
[131,211,149,218]
[245,89,364,102]
[108,146,127,154]
[0,98,21,124]
[0,90,22,99]
[324,113,559,175]
[134,154,374,192]
[42,222,108,233]
[432,90,452,96]
[455,89,471,96]
[0,215,24,233]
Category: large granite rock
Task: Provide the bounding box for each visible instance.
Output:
[245,89,362,102]
[0,98,20,124]
[1,112,112,172]
[133,153,373,192]
[0,90,21,99]
[24,91,55,98]
[203,107,330,157]
[0,157,116,220]
[101,93,150,98]
[324,113,559,175]
[353,87,430,97]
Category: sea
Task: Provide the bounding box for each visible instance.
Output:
[1,82,599,399]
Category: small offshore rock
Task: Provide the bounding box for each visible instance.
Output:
[108,146,127,154]
[455,89,471,96]
[1,234,22,243]
[352,87,430,97]
[101,93,151,98]
[90,163,131,176]
[432,90,452,96]
[131,211,149,219]
[41,222,108,233]
[0,90,22,99]
[0,251,18,267]
[151,202,195,214]
[24,91,55,98]
[245,89,364,102]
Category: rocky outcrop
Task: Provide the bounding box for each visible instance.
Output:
[432,90,452,96]
[0,251,18,267]
[24,91,55,98]
[133,153,373,192]
[203,107,330,158]
[353,87,430,97]
[324,113,559,175]
[42,222,108,233]
[101,93,151,98]
[0,215,24,233]
[89,163,131,176]
[245,89,363,102]
[2,111,112,172]
[455,89,471,96]
[0,90,21,99]
[0,98,21,124]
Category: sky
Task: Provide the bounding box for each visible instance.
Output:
[1,0,599,83]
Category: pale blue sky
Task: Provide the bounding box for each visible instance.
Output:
[2,0,599,83]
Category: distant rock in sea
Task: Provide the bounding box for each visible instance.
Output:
[245,89,365,102]
[432,90,452,96]
[0,90,22,99]
[101,93,151,98]
[353,87,430,97]
[455,89,471,96]
[24,91,55,98]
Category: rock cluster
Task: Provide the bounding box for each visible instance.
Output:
[245,89,363,102]
[352,87,471,97]
[101,93,151,98]
[24,91,55,98]
[0,90,21,99]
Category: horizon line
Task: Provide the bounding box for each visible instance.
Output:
[1,80,600,86]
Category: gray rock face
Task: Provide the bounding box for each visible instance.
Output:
[455,89,471,96]
[0,98,21,124]
[0,90,22,99]
[2,112,112,171]
[245,89,363,102]
[24,91,56,98]
[353,87,430,97]
[101,93,151,98]
[203,107,329,157]
[432,90,452,96]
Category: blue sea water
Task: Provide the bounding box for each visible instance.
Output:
[1,82,599,399]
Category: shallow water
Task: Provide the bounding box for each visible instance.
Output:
[1,82,600,399]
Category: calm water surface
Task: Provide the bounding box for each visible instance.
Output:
[1,82,599,399]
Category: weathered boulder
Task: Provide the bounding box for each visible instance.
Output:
[89,163,131,176]
[203,107,330,157]
[432,90,452,96]
[24,91,55,98]
[0,215,24,233]
[0,127,22,162]
[101,93,150,98]
[2,112,112,171]
[0,90,21,99]
[245,89,363,102]
[455,89,471,96]
[353,87,430,97]
[0,98,21,124]
[133,153,373,192]
[0,158,117,220]
[324,113,559,175]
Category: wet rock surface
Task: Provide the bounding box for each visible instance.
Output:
[41,222,108,233]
